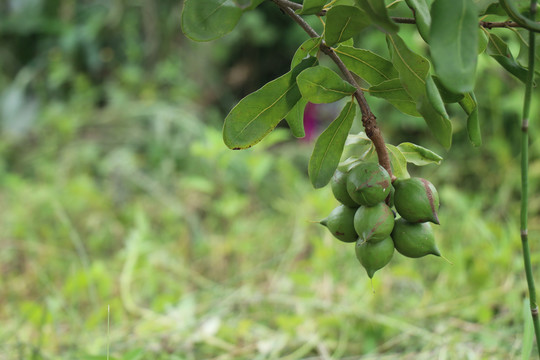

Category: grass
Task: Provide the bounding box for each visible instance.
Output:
[0,85,537,359]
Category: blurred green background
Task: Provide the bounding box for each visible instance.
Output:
[1,0,540,358]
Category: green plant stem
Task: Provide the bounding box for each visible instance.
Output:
[520,0,540,357]
[271,0,393,179]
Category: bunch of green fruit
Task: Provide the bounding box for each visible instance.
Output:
[320,161,443,279]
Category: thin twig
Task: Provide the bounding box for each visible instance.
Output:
[393,17,522,29]
[479,20,521,28]
[271,0,392,178]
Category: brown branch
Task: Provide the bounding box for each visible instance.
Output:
[279,3,524,30]
[391,17,416,24]
[271,0,393,178]
[479,20,521,29]
[392,17,522,29]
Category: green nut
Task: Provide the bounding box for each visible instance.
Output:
[330,169,358,208]
[355,236,394,278]
[353,203,395,243]
[394,177,440,224]
[346,162,391,207]
[391,218,441,258]
[320,205,358,243]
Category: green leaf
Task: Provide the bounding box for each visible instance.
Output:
[466,108,481,147]
[368,78,421,117]
[515,28,540,74]
[297,66,356,104]
[297,0,328,15]
[338,132,378,172]
[181,0,243,42]
[482,0,533,15]
[430,0,478,94]
[356,0,399,33]
[417,98,453,149]
[387,34,452,148]
[397,142,443,166]
[340,38,355,47]
[386,144,410,179]
[332,0,358,5]
[475,0,500,14]
[386,34,430,101]
[432,76,465,103]
[223,57,317,149]
[459,92,482,147]
[285,98,308,138]
[478,28,488,54]
[425,75,449,118]
[342,132,374,163]
[309,101,356,188]
[233,0,265,10]
[334,45,398,85]
[405,0,431,42]
[247,0,265,10]
[291,37,321,70]
[324,6,371,46]
[486,32,528,83]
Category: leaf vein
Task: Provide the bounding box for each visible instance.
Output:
[237,82,297,136]
[335,49,391,80]
[388,36,426,85]
[313,103,354,179]
[302,79,354,95]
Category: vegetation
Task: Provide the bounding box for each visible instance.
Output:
[1,0,540,358]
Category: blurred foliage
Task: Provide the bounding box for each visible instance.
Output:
[0,0,539,358]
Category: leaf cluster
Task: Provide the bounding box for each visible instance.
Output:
[181,0,538,188]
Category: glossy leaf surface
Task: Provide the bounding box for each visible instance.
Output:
[387,34,452,148]
[459,92,482,147]
[356,0,399,33]
[291,37,321,69]
[324,6,371,46]
[285,98,308,138]
[386,144,410,178]
[223,57,317,149]
[432,76,465,103]
[234,0,265,10]
[425,75,449,118]
[297,66,356,104]
[486,32,528,83]
[297,0,328,15]
[417,98,453,149]
[335,45,398,85]
[430,0,478,94]
[405,0,431,42]
[475,0,500,14]
[397,142,443,166]
[386,34,430,100]
[309,101,356,188]
[368,78,421,117]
